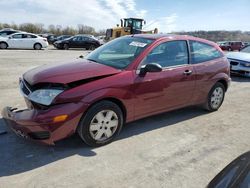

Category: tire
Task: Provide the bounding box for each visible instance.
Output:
[63,44,69,50]
[77,101,123,147]
[34,43,42,50]
[228,47,232,51]
[88,45,95,51]
[204,82,225,112]
[0,42,8,49]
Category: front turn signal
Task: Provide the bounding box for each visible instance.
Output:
[53,115,68,123]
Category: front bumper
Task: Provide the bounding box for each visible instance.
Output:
[1,102,89,145]
[229,60,250,77]
[53,43,63,49]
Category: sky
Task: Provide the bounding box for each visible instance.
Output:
[0,0,250,32]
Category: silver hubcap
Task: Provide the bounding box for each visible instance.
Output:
[35,44,41,50]
[211,87,224,109]
[89,110,119,141]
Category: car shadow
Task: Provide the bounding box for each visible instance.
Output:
[0,106,206,177]
[231,75,250,82]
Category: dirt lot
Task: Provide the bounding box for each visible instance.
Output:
[0,49,249,188]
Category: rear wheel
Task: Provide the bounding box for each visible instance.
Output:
[77,101,123,147]
[204,82,225,112]
[0,42,8,49]
[34,43,42,50]
[63,44,69,50]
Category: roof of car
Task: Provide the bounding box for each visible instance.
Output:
[132,33,193,40]
[131,34,219,48]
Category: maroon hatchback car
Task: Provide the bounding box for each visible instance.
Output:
[2,34,230,146]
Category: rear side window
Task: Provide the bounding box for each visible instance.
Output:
[190,40,223,64]
[141,40,188,68]
[22,34,37,38]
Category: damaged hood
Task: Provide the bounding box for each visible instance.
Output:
[226,52,250,62]
[23,59,121,85]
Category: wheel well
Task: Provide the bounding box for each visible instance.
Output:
[0,41,8,47]
[34,43,42,48]
[217,79,228,91]
[88,98,127,122]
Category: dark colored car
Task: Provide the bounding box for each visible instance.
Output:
[53,35,100,50]
[55,35,72,42]
[219,41,244,51]
[0,29,19,37]
[2,34,230,146]
[46,34,58,44]
[226,52,250,77]
[207,151,250,188]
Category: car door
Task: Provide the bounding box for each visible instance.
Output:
[133,40,196,118]
[80,37,89,48]
[7,33,23,48]
[188,40,225,104]
[69,36,79,48]
[22,34,36,49]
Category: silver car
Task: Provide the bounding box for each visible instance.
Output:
[226,52,250,77]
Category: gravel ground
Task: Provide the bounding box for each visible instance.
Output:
[0,48,249,188]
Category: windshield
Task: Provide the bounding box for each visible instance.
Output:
[85,36,154,69]
[241,45,250,53]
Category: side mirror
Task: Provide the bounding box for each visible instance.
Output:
[139,63,162,76]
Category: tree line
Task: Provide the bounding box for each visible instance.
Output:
[0,23,106,36]
[1,22,250,41]
[172,30,250,42]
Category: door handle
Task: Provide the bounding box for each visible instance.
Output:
[183,70,192,75]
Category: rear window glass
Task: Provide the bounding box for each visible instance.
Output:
[190,40,223,64]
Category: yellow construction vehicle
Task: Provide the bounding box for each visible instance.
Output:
[106,18,158,40]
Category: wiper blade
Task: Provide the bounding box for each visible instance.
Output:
[87,58,99,63]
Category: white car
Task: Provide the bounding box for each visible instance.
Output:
[0,32,49,50]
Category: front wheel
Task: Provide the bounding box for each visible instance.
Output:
[77,101,123,147]
[204,82,225,112]
[63,44,69,50]
[0,42,8,49]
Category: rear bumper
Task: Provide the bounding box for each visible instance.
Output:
[42,42,49,48]
[1,102,89,145]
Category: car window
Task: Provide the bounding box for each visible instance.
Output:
[190,40,223,64]
[72,37,81,41]
[22,34,37,38]
[141,40,188,68]
[241,46,250,53]
[86,36,153,69]
[0,32,7,37]
[12,34,23,39]
[82,37,89,41]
